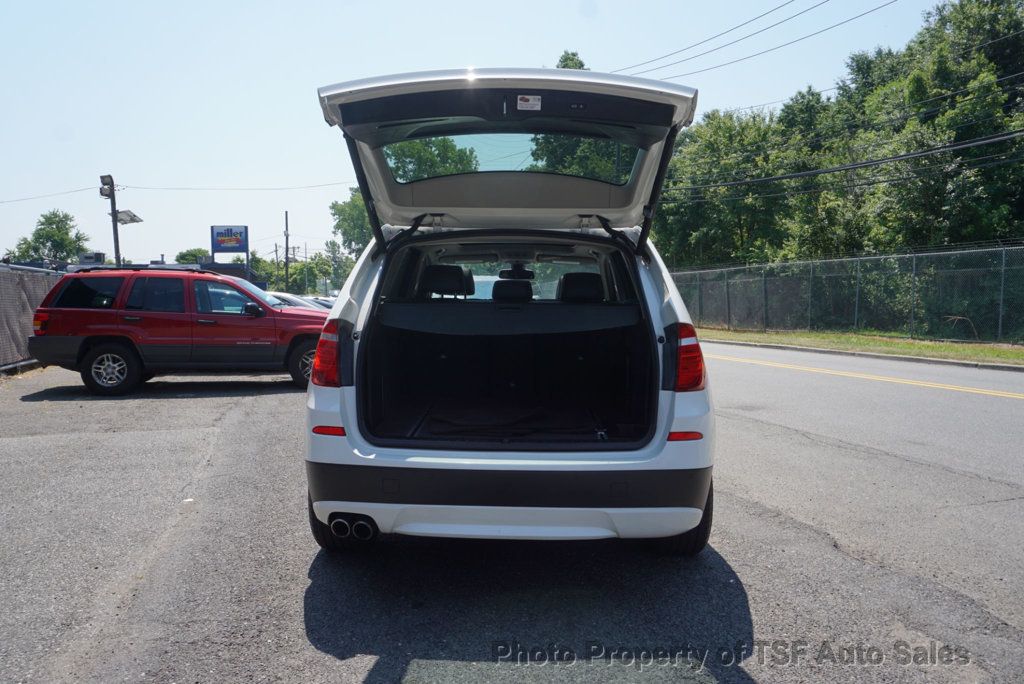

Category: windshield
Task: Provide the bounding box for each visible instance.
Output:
[230,277,284,307]
[383,133,638,185]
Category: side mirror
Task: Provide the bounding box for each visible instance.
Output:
[243,301,264,317]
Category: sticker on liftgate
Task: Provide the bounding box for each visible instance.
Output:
[517,95,541,111]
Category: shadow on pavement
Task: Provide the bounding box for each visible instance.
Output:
[19,377,302,402]
[305,536,755,683]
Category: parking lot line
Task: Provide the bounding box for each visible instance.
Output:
[704,353,1024,400]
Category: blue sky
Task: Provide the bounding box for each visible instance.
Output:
[0,0,939,262]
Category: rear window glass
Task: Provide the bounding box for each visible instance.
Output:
[383,133,638,185]
[445,260,601,301]
[125,277,185,313]
[54,277,124,309]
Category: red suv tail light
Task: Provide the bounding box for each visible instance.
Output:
[32,312,50,335]
[674,322,705,392]
[311,319,341,387]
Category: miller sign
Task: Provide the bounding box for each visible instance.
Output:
[210,225,249,254]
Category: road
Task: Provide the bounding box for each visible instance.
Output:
[1,344,1022,683]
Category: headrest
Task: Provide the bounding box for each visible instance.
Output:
[420,264,469,296]
[556,272,604,303]
[462,267,475,296]
[492,279,533,302]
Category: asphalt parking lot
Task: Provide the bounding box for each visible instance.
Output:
[1,343,1022,683]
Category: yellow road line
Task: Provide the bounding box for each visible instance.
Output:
[704,353,1024,400]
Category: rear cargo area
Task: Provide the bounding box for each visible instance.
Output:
[361,323,656,448]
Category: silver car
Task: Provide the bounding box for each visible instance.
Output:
[305,69,713,556]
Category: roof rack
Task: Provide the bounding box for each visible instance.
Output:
[68,264,219,275]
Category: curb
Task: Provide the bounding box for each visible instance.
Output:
[699,339,1024,373]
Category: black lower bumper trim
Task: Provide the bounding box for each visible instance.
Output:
[306,462,712,509]
[27,335,83,368]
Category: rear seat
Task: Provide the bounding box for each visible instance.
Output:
[492,279,533,302]
[384,267,633,335]
[556,272,604,303]
[419,264,473,299]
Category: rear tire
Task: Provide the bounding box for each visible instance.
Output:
[80,343,143,396]
[288,339,318,389]
[650,481,713,557]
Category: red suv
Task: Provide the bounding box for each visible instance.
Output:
[28,267,328,395]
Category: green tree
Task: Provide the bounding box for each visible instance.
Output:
[175,247,210,264]
[329,188,373,255]
[383,137,479,182]
[230,251,276,287]
[330,138,478,253]
[655,0,1024,268]
[5,210,88,263]
[529,52,632,183]
[556,50,587,70]
[286,252,333,294]
[323,238,355,289]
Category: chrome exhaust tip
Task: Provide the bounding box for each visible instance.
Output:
[329,517,351,538]
[351,519,375,541]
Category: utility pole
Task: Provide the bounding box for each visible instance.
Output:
[283,211,290,292]
[99,175,120,266]
[273,243,280,290]
[304,242,308,294]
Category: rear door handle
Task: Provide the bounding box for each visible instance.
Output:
[123,315,142,321]
[197,319,217,325]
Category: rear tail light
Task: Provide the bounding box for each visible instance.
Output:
[674,322,705,392]
[311,320,341,387]
[32,312,49,335]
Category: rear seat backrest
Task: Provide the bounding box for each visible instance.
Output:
[556,272,604,303]
[492,279,533,302]
[419,264,470,298]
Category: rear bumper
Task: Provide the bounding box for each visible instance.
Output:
[306,461,712,508]
[312,500,704,539]
[27,335,83,369]
[306,462,711,538]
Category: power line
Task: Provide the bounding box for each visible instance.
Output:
[662,127,1024,194]
[628,0,834,76]
[659,150,1024,204]
[659,0,900,80]
[709,26,1024,113]
[122,181,355,191]
[666,96,1024,187]
[683,147,1024,202]
[725,87,840,112]
[611,0,801,74]
[667,108,1019,189]
[664,70,1024,180]
[0,186,94,205]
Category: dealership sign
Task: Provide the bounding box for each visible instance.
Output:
[210,225,248,254]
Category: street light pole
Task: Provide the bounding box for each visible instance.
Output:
[100,175,121,266]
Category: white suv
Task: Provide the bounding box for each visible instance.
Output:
[305,69,714,555]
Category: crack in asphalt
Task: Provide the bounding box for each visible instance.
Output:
[38,390,263,682]
[942,494,1024,510]
[717,486,1024,649]
[715,408,1024,493]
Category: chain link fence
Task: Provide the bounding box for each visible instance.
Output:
[1,265,61,368]
[671,246,1024,343]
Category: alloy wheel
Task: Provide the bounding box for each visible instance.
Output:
[300,349,316,379]
[90,353,128,388]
